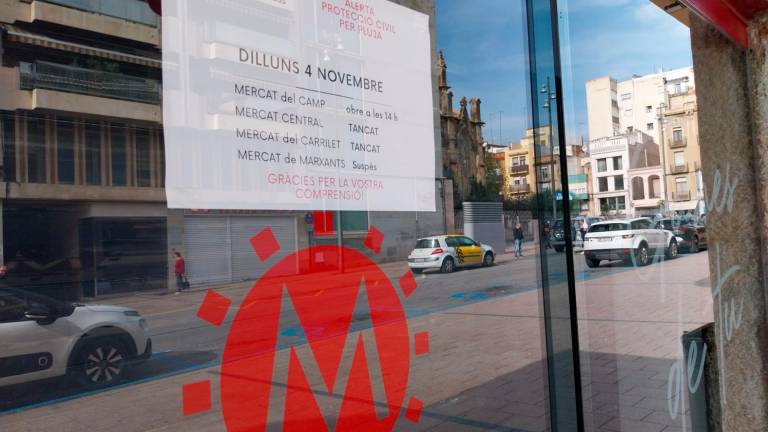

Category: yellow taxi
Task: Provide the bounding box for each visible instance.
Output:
[407,235,495,274]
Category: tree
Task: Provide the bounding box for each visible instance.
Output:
[484,151,505,200]
[467,151,504,202]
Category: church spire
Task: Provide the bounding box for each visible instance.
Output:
[438,51,449,90]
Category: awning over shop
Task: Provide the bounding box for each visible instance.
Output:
[0,24,161,68]
[651,0,768,48]
[668,200,700,212]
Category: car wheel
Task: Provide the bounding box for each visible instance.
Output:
[411,268,423,274]
[666,240,679,260]
[70,337,128,389]
[440,257,455,273]
[634,244,650,267]
[585,257,600,268]
[483,252,494,267]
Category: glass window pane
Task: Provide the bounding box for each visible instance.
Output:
[614,175,624,191]
[598,177,608,192]
[56,118,75,184]
[84,122,102,185]
[135,129,151,187]
[597,158,607,172]
[158,134,165,188]
[1,115,16,182]
[110,124,127,186]
[27,117,47,183]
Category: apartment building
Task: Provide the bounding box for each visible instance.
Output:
[0,0,166,299]
[589,131,664,217]
[586,67,703,215]
[0,1,310,299]
[518,126,559,197]
[502,141,535,198]
[585,76,620,140]
[661,84,703,214]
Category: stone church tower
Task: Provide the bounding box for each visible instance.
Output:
[438,52,487,206]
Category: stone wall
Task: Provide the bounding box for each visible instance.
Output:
[690,13,768,431]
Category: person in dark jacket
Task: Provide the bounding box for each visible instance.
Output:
[542,221,552,250]
[513,223,525,258]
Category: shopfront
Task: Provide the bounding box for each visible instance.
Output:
[2,0,768,431]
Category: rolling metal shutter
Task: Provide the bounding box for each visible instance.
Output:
[230,216,297,281]
[183,217,230,285]
[184,215,297,286]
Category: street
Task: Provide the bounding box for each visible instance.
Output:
[0,247,713,432]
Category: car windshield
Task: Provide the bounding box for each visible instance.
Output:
[0,288,73,314]
[415,239,439,249]
[588,223,629,233]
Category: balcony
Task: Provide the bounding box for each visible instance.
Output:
[509,164,529,174]
[20,61,161,104]
[41,0,159,27]
[669,163,689,174]
[669,137,687,148]
[509,184,531,194]
[672,191,692,201]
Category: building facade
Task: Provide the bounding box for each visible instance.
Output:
[0,0,166,299]
[660,84,703,214]
[589,131,662,217]
[586,67,702,215]
[437,52,486,205]
[502,141,534,198]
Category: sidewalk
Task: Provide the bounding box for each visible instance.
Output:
[3,250,711,431]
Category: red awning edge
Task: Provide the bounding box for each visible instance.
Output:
[681,0,750,48]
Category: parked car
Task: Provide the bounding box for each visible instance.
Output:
[0,288,151,389]
[583,218,679,268]
[552,217,605,252]
[551,219,575,253]
[659,218,707,253]
[407,235,495,273]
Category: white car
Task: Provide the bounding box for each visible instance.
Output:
[0,288,151,389]
[583,218,678,268]
[407,235,495,273]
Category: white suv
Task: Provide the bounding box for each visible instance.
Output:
[0,288,151,389]
[583,218,678,268]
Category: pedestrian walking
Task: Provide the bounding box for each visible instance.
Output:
[542,222,552,249]
[513,223,525,258]
[580,219,588,243]
[174,252,188,292]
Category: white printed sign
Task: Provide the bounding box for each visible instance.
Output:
[162,0,436,211]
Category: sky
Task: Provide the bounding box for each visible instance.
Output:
[435,0,693,146]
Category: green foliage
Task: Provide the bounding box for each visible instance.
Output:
[466,151,505,202]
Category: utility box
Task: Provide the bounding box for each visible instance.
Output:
[463,202,505,254]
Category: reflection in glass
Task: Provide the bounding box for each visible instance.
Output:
[27,117,47,184]
[110,124,127,186]
[84,122,102,186]
[56,118,75,185]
